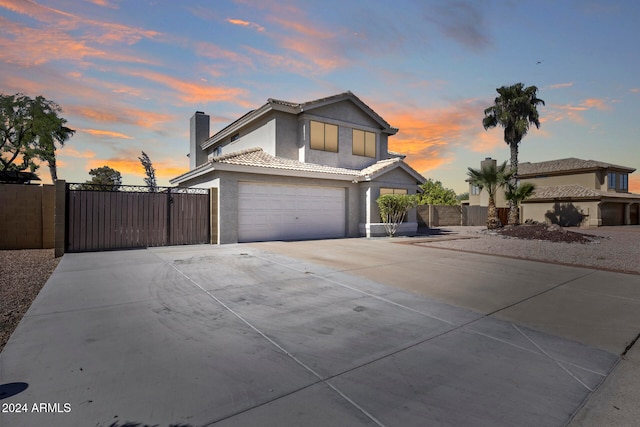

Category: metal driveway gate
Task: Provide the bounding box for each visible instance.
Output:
[66,183,210,252]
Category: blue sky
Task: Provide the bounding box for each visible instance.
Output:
[1,0,639,193]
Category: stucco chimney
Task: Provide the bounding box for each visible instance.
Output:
[190,111,210,169]
[481,157,497,170]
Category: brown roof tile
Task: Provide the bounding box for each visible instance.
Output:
[528,185,602,200]
[528,184,640,201]
[518,158,635,176]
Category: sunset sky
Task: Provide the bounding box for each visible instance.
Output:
[2,0,639,193]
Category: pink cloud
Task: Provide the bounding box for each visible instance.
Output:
[267,15,349,72]
[86,0,119,9]
[226,18,265,32]
[0,17,155,67]
[582,98,612,111]
[123,69,250,106]
[228,1,349,73]
[546,82,574,89]
[80,129,133,139]
[66,105,174,129]
[548,98,612,123]
[195,41,254,68]
[58,146,96,158]
[379,99,485,173]
[243,46,313,74]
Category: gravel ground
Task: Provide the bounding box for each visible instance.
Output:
[416,226,640,275]
[0,249,60,353]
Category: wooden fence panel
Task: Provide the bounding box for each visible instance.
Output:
[66,185,209,252]
[464,205,487,226]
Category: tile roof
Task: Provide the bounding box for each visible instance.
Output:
[210,147,361,176]
[204,147,422,181]
[528,185,602,200]
[203,91,398,149]
[208,146,418,178]
[518,158,635,176]
[527,184,640,201]
[174,147,425,184]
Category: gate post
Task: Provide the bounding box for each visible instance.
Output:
[210,187,218,244]
[166,187,172,245]
[54,180,66,257]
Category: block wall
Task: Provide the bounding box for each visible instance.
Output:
[0,184,56,250]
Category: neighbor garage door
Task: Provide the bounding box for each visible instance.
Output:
[238,182,345,242]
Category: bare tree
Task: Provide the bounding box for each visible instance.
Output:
[138,151,157,192]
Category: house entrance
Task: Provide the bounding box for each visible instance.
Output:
[65,183,210,252]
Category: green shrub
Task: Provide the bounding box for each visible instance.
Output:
[376,194,418,237]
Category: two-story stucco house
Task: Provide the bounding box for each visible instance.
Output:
[171,91,426,244]
[468,157,640,226]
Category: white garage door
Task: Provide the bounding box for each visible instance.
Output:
[238,182,346,242]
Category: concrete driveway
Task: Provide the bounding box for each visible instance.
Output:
[1,238,638,426]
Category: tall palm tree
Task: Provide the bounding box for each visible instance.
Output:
[467,161,511,229]
[482,83,544,225]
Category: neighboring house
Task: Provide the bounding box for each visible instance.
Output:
[171,91,426,243]
[468,157,640,226]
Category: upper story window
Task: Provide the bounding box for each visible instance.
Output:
[620,174,629,191]
[471,185,481,195]
[353,129,376,158]
[608,172,616,189]
[310,120,338,152]
[380,188,408,195]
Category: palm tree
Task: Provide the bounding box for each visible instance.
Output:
[482,83,544,225]
[505,182,536,221]
[467,160,512,229]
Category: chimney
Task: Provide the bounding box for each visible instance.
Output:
[190,111,210,169]
[481,157,496,170]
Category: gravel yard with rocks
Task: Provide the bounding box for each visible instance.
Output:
[417,225,640,275]
[0,249,60,353]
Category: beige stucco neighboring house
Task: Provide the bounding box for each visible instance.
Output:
[468,157,640,226]
[171,91,426,243]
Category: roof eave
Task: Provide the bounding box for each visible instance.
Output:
[301,92,396,134]
[171,161,359,184]
[201,103,273,150]
[356,161,426,184]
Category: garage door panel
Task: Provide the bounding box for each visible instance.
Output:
[238,182,345,242]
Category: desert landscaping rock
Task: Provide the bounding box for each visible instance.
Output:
[0,249,60,352]
[420,226,640,275]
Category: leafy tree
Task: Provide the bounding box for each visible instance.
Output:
[467,160,512,229]
[418,179,458,205]
[0,93,74,182]
[482,83,544,225]
[138,151,157,192]
[83,165,122,191]
[376,194,418,237]
[457,192,469,202]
